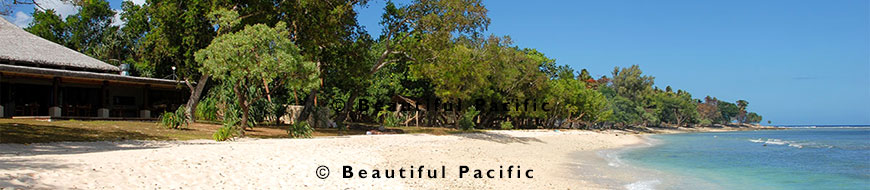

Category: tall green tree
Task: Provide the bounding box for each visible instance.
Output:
[64,0,115,57]
[547,77,611,127]
[745,112,763,124]
[25,9,66,44]
[611,65,655,102]
[652,90,698,126]
[143,0,237,122]
[334,0,491,124]
[25,0,116,63]
[196,21,318,135]
[735,99,749,123]
[717,100,739,124]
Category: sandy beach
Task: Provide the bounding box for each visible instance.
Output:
[0,130,644,189]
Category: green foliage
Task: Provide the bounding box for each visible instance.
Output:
[377,109,402,128]
[213,125,238,141]
[17,0,770,131]
[717,101,739,124]
[195,97,219,121]
[459,106,479,131]
[500,121,514,130]
[611,65,655,102]
[651,91,699,126]
[213,108,241,141]
[197,20,319,133]
[547,77,612,123]
[608,95,644,126]
[160,106,188,129]
[699,119,713,126]
[287,121,313,138]
[746,112,763,124]
[25,9,66,44]
[64,0,116,57]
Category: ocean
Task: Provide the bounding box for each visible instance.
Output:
[606,127,870,190]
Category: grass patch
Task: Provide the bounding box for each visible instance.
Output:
[0,119,477,144]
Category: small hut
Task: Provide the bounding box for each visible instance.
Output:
[0,18,186,119]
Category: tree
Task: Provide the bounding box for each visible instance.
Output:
[578,69,592,81]
[697,96,720,125]
[745,112,763,124]
[64,0,115,57]
[144,0,245,122]
[24,0,116,63]
[652,90,698,127]
[269,0,374,126]
[608,95,644,126]
[611,65,655,102]
[25,9,67,44]
[735,99,749,123]
[196,21,318,135]
[334,0,491,124]
[717,101,739,124]
[546,77,611,127]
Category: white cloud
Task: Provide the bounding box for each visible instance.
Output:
[34,0,79,18]
[128,0,146,6]
[8,11,34,28]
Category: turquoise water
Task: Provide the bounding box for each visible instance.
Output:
[619,127,870,190]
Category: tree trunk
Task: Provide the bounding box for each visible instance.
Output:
[297,88,317,123]
[335,90,359,124]
[184,74,210,123]
[234,82,248,136]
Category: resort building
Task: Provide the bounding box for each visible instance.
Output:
[0,18,187,119]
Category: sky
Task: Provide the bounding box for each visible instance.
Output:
[4,0,870,125]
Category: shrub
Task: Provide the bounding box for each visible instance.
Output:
[213,125,237,141]
[160,106,188,129]
[214,111,240,141]
[699,119,713,126]
[500,121,514,130]
[195,97,219,121]
[377,109,402,128]
[459,106,479,131]
[287,121,313,138]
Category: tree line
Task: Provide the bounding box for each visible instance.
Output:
[8,0,764,139]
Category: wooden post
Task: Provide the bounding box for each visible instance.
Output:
[52,77,60,106]
[143,84,151,109]
[101,81,108,108]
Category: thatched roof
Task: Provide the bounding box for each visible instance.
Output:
[0,18,120,72]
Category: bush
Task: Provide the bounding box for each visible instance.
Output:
[214,111,240,141]
[377,109,402,128]
[699,119,713,126]
[459,106,479,131]
[500,121,514,130]
[160,106,188,129]
[287,121,313,138]
[213,125,238,141]
[195,97,219,121]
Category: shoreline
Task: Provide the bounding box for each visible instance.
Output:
[0,127,776,189]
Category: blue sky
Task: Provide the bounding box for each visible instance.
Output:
[4,0,869,125]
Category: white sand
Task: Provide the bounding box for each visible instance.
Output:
[0,130,643,189]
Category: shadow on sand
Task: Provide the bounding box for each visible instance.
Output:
[0,123,176,156]
[451,131,544,144]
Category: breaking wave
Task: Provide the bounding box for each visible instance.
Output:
[748,138,834,149]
